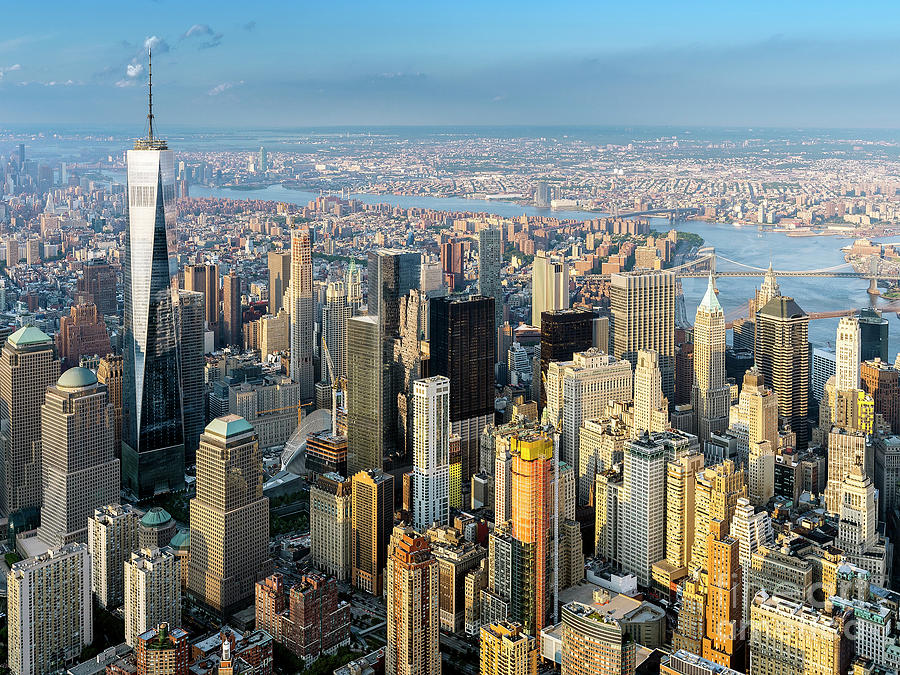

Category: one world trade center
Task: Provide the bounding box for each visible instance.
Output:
[122,53,184,499]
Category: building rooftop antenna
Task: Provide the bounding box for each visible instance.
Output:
[148,47,154,143]
[135,47,167,150]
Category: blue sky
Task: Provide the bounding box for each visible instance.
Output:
[4,1,900,128]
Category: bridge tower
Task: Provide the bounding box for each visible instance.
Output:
[868,256,880,296]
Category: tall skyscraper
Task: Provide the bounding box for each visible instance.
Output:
[56,303,112,370]
[478,227,504,347]
[88,503,139,610]
[351,468,394,596]
[290,228,315,401]
[545,349,632,500]
[347,316,382,475]
[479,622,538,675]
[267,251,291,316]
[430,295,495,480]
[702,534,744,669]
[310,473,352,581]
[346,261,363,316]
[187,415,272,616]
[258,145,267,172]
[8,543,92,675]
[367,248,421,333]
[440,238,465,290]
[77,260,118,317]
[730,498,774,572]
[183,262,219,335]
[37,367,119,547]
[560,601,635,675]
[509,431,553,634]
[222,271,242,348]
[395,289,429,462]
[619,433,666,587]
[322,281,350,381]
[857,307,888,362]
[834,316,861,392]
[124,546,181,647]
[754,296,809,449]
[412,376,450,531]
[835,458,877,557]
[531,251,569,328]
[861,358,900,433]
[692,275,729,444]
[123,100,184,499]
[633,350,669,437]
[610,270,676,402]
[751,262,781,315]
[0,326,60,527]
[730,367,778,466]
[177,290,205,463]
[386,526,440,675]
[97,353,124,456]
[368,248,422,461]
[652,451,703,588]
[689,461,747,573]
[539,308,594,409]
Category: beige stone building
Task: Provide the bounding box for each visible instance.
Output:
[187,415,272,616]
[386,526,440,675]
[749,592,851,675]
[310,472,352,581]
[0,326,61,522]
[479,621,538,675]
[37,367,119,547]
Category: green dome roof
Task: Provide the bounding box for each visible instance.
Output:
[170,530,190,550]
[7,325,52,349]
[205,414,254,438]
[57,367,98,390]
[140,507,173,528]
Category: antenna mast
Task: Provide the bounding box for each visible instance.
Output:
[148,48,154,142]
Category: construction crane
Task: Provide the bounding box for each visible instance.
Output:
[321,341,347,436]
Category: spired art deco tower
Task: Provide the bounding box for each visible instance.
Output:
[122,53,185,499]
[692,274,730,444]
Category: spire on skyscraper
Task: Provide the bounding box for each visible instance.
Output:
[699,273,721,312]
[136,48,167,151]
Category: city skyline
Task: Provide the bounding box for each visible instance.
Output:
[4,9,900,674]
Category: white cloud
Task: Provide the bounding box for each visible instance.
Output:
[208,80,243,96]
[144,35,170,53]
[0,63,21,80]
[182,24,223,49]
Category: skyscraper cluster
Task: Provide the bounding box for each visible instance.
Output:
[3,66,900,675]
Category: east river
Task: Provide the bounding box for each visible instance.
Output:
[190,183,900,356]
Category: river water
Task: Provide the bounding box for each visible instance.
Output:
[189,184,899,356]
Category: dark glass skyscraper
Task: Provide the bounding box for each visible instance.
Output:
[122,104,185,499]
[368,249,421,332]
[857,307,889,362]
[755,296,809,449]
[177,290,205,465]
[367,249,421,462]
[539,308,594,408]
[429,295,495,479]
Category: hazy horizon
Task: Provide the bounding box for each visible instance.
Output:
[6,1,900,129]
